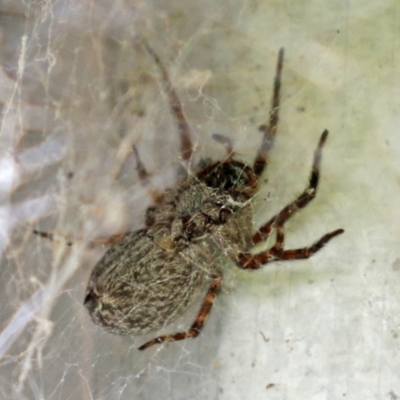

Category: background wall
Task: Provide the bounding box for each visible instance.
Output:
[0,0,399,399]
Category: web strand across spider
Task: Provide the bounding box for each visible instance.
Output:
[34,42,344,351]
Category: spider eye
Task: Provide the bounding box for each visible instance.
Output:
[203,163,249,190]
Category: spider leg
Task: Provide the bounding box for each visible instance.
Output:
[212,133,235,161]
[238,227,343,270]
[141,41,193,162]
[253,129,330,245]
[88,233,128,248]
[138,275,222,351]
[238,222,286,269]
[237,129,344,269]
[253,48,284,177]
[33,230,127,248]
[33,139,158,249]
[32,230,71,244]
[132,145,151,181]
[132,144,163,203]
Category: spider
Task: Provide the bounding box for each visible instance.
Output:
[35,42,344,351]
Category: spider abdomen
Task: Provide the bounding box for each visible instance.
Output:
[85,230,213,335]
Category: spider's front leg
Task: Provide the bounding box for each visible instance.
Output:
[252,130,341,244]
[140,40,193,163]
[237,129,344,269]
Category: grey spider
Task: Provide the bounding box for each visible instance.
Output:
[35,43,344,351]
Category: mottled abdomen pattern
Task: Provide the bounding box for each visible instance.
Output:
[85,229,209,334]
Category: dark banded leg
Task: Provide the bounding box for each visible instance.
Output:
[33,230,127,248]
[132,145,151,181]
[141,41,193,162]
[33,230,73,245]
[138,275,222,351]
[132,144,163,203]
[253,129,330,245]
[33,146,148,248]
[253,48,284,177]
[239,228,344,270]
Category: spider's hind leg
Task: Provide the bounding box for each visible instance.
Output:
[132,144,163,203]
[33,230,71,245]
[253,48,284,177]
[138,274,222,350]
[34,143,160,247]
[33,230,127,248]
[132,144,151,182]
